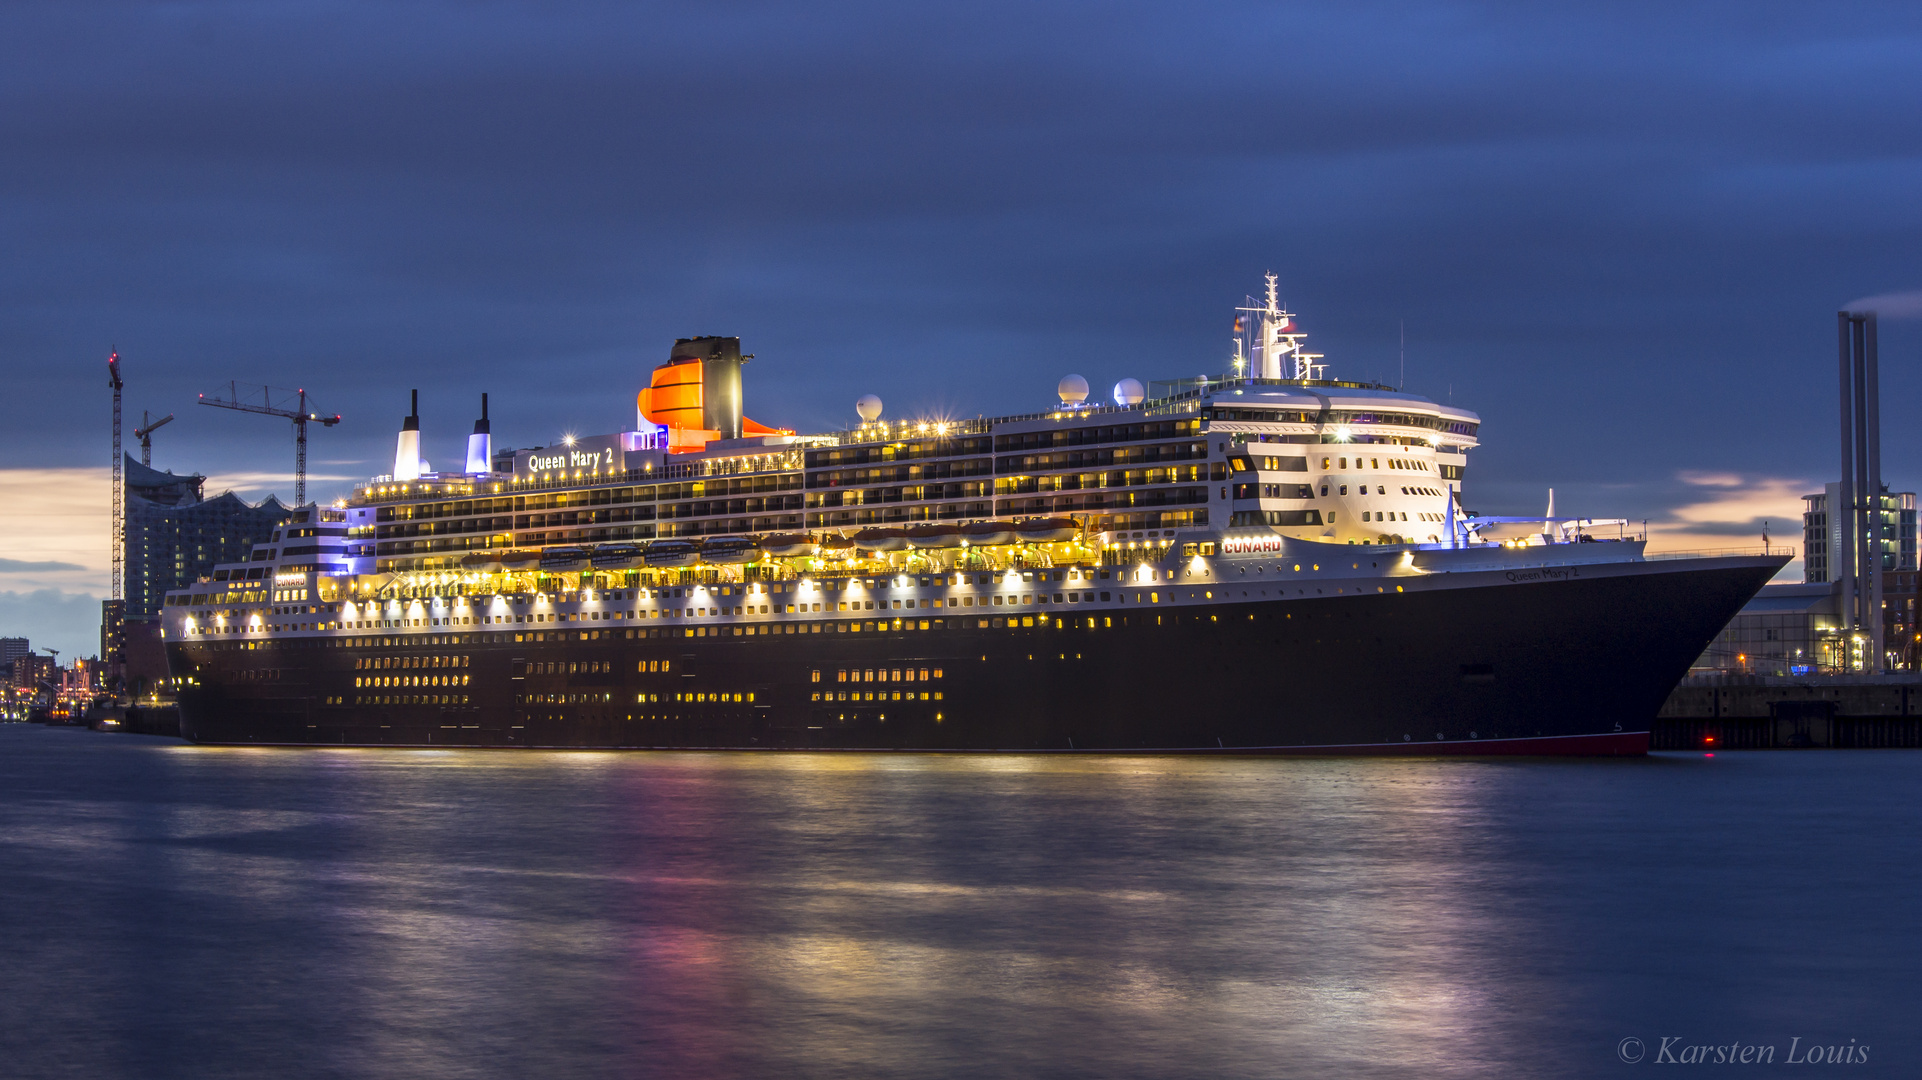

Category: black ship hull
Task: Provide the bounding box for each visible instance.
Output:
[169,555,1780,755]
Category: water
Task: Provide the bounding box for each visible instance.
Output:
[0,725,1915,1079]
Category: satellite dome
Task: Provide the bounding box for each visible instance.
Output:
[856,394,883,423]
[1112,378,1146,406]
[1057,374,1090,405]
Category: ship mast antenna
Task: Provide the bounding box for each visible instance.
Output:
[1236,272,1307,381]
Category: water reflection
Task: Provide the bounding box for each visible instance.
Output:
[1,729,1914,1079]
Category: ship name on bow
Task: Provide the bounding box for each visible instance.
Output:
[1505,567,1581,583]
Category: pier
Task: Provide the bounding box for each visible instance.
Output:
[1656,673,1922,749]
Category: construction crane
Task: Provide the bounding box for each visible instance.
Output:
[135,411,174,467]
[107,352,123,604]
[198,382,341,505]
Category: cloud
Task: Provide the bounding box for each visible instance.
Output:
[1643,472,1811,581]
[1665,472,1811,531]
[0,558,84,572]
[1843,290,1922,319]
[202,471,358,503]
[0,588,107,661]
[0,468,108,596]
[1674,471,1745,488]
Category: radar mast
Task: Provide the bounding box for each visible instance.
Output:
[1237,273,1318,380]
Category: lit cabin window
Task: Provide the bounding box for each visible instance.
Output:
[811,669,821,682]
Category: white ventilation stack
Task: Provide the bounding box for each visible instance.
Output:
[393,389,422,481]
[465,393,492,475]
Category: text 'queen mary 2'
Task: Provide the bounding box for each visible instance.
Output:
[162,277,1786,754]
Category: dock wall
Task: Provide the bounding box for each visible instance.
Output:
[1655,675,1922,749]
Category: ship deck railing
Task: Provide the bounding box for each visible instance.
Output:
[1641,546,1797,562]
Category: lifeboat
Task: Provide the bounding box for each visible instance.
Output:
[459,551,505,571]
[644,539,700,567]
[818,533,856,555]
[701,536,759,564]
[498,550,539,571]
[1014,517,1080,543]
[590,542,645,569]
[959,520,1017,546]
[539,546,592,572]
[852,527,909,552]
[905,523,963,549]
[758,533,817,557]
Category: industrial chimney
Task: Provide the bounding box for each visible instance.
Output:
[393,389,422,481]
[465,393,492,475]
[1837,311,1883,672]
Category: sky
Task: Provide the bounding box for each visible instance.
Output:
[3,0,1920,657]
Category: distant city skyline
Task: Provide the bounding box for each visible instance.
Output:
[3,1,1920,655]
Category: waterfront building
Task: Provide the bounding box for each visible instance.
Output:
[1692,583,1841,675]
[61,657,101,700]
[0,637,27,670]
[100,601,123,681]
[10,652,57,693]
[1694,577,1922,677]
[1796,484,1918,672]
[104,456,289,692]
[122,455,290,622]
[1802,485,1915,584]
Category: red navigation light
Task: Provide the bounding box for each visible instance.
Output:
[1705,753,1716,758]
[1704,735,1716,744]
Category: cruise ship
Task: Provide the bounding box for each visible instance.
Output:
[161,278,1786,753]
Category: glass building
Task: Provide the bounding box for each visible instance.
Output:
[124,455,288,622]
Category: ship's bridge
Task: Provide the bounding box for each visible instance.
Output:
[1186,380,1481,547]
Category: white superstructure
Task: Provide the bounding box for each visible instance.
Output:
[1202,380,1478,546]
